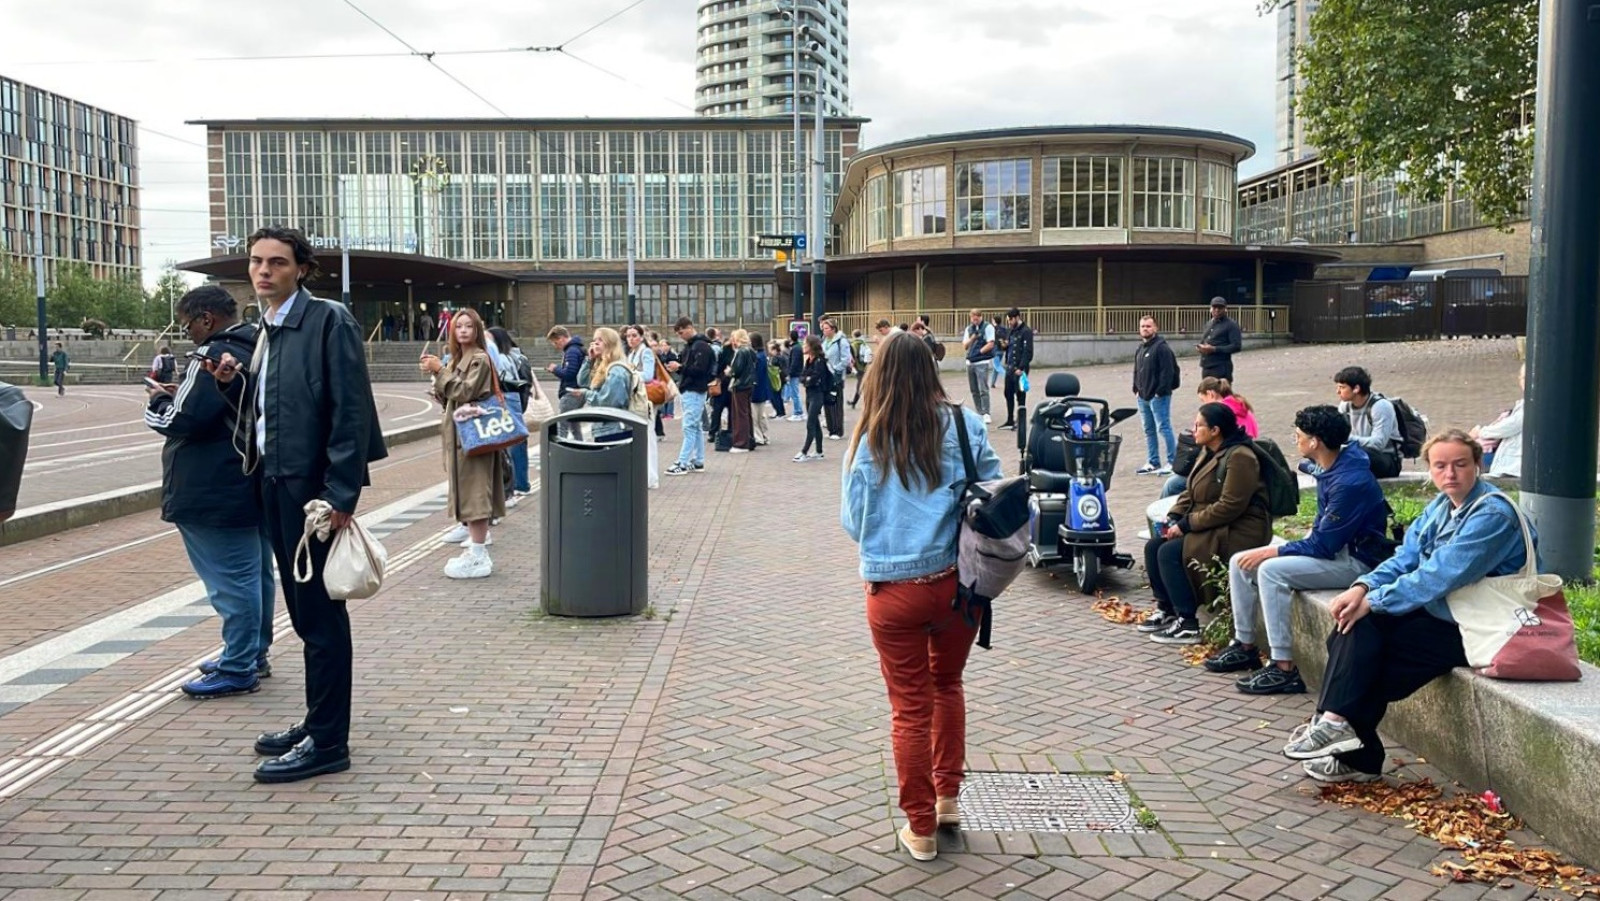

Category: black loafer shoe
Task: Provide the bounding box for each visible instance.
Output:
[253,722,309,756]
[253,737,350,784]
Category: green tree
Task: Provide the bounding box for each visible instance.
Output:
[0,257,34,329]
[1265,0,1538,226]
[48,263,151,330]
[149,262,189,329]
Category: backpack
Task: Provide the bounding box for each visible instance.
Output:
[1218,438,1300,518]
[513,350,533,387]
[1380,394,1428,459]
[625,365,652,419]
[949,404,1030,650]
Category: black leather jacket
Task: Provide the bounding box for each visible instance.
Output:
[246,290,387,513]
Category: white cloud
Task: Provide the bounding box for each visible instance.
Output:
[1,0,1278,284]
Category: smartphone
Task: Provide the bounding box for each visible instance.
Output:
[185,348,210,362]
[143,376,166,391]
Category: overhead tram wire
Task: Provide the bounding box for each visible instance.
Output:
[337,0,511,117]
[558,50,695,114]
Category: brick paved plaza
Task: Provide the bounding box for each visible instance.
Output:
[0,338,1571,900]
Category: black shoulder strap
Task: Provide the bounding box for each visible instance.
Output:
[949,403,979,485]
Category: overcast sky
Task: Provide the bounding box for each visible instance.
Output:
[2,0,1277,285]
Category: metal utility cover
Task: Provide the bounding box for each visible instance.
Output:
[959,772,1151,834]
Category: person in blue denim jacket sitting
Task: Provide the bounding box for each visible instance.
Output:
[841,331,1001,863]
[1281,429,1538,783]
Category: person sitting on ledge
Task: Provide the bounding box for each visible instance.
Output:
[1203,405,1392,695]
[1280,429,1538,784]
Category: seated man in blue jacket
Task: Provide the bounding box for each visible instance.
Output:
[1281,429,1537,783]
[1204,405,1391,694]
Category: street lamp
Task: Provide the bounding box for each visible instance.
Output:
[780,2,812,323]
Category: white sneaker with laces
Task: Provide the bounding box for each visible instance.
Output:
[459,532,493,548]
[442,524,470,544]
[444,550,493,579]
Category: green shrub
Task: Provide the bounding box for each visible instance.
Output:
[1568,579,1600,668]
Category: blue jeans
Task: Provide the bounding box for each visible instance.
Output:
[676,390,708,467]
[177,523,276,676]
[1137,394,1177,467]
[990,355,1003,388]
[502,393,532,492]
[782,377,801,414]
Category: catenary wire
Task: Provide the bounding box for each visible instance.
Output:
[338,0,512,116]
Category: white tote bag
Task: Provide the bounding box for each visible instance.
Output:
[295,500,388,600]
[1444,492,1567,673]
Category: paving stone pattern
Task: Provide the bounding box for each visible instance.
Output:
[0,339,1570,900]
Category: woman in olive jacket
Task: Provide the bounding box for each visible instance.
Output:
[1142,402,1271,644]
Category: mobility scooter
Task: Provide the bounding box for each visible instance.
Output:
[1016,373,1138,594]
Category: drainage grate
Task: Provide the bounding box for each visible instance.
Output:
[959,772,1150,834]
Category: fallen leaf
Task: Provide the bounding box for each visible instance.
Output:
[1107,771,1127,784]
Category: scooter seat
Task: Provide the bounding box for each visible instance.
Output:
[1029,470,1076,493]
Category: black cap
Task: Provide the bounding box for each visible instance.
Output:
[1209,296,1227,308]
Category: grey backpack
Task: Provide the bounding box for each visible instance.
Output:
[949,405,1030,649]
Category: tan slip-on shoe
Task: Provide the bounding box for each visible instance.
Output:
[936,797,960,827]
[898,824,937,861]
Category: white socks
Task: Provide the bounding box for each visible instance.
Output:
[468,541,489,558]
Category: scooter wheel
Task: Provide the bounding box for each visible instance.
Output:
[1073,548,1099,595]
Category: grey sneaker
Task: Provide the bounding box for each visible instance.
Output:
[1203,641,1261,673]
[1302,756,1381,784]
[1136,612,1177,633]
[1237,664,1307,695]
[1282,717,1363,760]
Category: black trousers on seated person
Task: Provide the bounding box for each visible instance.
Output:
[1143,534,1200,619]
[1319,608,1467,774]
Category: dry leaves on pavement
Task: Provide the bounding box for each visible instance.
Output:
[1318,778,1600,897]
[1090,596,1147,624]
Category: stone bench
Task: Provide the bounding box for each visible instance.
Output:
[1290,588,1600,870]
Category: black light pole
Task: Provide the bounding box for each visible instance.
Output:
[1522,0,1600,580]
[32,174,47,383]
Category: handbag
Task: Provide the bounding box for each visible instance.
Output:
[294,499,387,600]
[658,357,681,403]
[949,403,1030,650]
[1445,492,1581,681]
[453,364,529,457]
[708,378,723,397]
[523,376,555,430]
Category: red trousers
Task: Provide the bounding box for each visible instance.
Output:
[866,572,978,836]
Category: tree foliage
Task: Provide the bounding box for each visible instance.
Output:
[0,257,175,331]
[1264,0,1538,226]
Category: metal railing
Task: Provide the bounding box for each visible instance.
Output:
[762,305,1291,340]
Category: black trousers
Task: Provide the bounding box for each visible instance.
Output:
[1319,609,1466,774]
[803,388,825,454]
[259,476,354,749]
[1003,369,1027,424]
[709,386,731,435]
[824,374,845,437]
[1144,534,1200,619]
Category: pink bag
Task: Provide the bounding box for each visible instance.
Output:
[1472,590,1582,681]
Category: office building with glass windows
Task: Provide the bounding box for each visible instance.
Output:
[179,116,864,337]
[826,126,1332,319]
[696,0,850,118]
[0,74,141,285]
[1275,0,1320,166]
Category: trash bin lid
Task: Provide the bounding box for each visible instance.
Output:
[545,406,650,446]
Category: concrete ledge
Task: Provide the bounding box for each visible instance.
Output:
[1,420,443,547]
[1291,588,1600,869]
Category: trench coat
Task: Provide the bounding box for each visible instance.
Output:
[433,350,508,523]
[1167,439,1273,603]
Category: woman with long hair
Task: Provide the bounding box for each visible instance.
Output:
[725,329,758,452]
[487,326,532,501]
[795,335,830,461]
[1141,402,1271,644]
[577,327,637,443]
[420,308,505,579]
[624,324,661,488]
[841,331,1002,862]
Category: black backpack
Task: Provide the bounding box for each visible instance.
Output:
[1218,438,1300,518]
[1381,395,1428,459]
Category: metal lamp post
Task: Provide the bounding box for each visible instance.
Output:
[782,1,810,323]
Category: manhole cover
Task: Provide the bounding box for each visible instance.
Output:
[959,772,1150,834]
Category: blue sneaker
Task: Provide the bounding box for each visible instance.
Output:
[182,670,261,699]
[198,657,271,678]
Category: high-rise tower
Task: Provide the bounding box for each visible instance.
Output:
[695,0,850,118]
[1274,0,1319,166]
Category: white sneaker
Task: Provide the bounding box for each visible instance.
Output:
[444,551,493,579]
[442,524,470,543]
[827,434,842,441]
[459,532,493,548]
[983,414,992,424]
[730,447,750,454]
[505,494,520,508]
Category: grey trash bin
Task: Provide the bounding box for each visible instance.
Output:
[540,407,649,616]
[0,381,33,523]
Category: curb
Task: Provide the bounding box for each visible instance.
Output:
[0,421,442,547]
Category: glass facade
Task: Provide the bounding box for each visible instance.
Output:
[1130,157,1194,230]
[211,123,850,263]
[893,166,946,238]
[0,75,140,282]
[1042,156,1121,229]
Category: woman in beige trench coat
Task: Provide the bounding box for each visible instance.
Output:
[420,307,506,579]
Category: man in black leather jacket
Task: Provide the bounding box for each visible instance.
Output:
[215,225,386,784]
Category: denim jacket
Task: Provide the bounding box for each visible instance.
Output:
[841,405,1003,581]
[1356,480,1537,622]
[582,363,634,438]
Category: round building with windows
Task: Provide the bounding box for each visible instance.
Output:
[819,125,1334,341]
